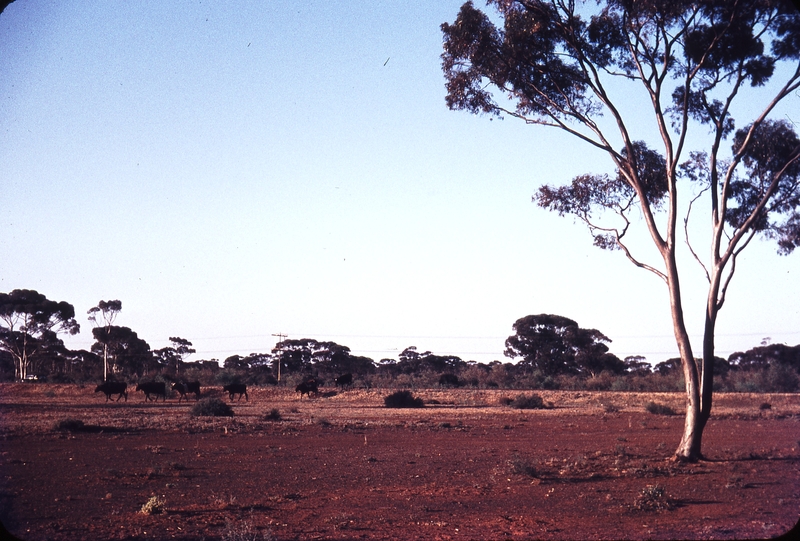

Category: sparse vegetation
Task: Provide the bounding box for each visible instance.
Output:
[508,393,547,410]
[633,484,674,511]
[222,519,276,541]
[384,390,424,408]
[508,454,539,478]
[2,383,798,539]
[644,401,677,416]
[264,408,282,421]
[53,418,86,432]
[191,397,234,417]
[139,495,165,515]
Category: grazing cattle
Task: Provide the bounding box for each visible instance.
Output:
[135,381,167,402]
[295,378,319,397]
[185,380,201,399]
[172,381,201,402]
[95,381,127,402]
[223,383,248,401]
[334,373,353,389]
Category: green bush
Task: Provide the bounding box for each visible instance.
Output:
[384,390,424,408]
[508,393,547,409]
[644,401,677,416]
[191,397,234,417]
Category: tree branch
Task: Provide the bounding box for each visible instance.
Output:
[684,185,711,282]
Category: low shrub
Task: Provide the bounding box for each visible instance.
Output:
[53,419,86,432]
[644,401,677,416]
[384,390,424,408]
[222,519,276,541]
[508,393,547,410]
[264,408,282,421]
[633,484,674,511]
[191,397,234,417]
[139,495,165,515]
[602,403,621,413]
[508,454,539,477]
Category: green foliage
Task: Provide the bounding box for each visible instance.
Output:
[214,369,243,387]
[0,289,80,381]
[504,314,624,377]
[384,390,424,408]
[91,325,152,377]
[190,397,234,417]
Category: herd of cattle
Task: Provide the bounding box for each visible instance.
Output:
[93,373,354,403]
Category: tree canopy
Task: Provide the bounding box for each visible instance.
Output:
[90,325,152,377]
[504,314,624,376]
[0,289,80,380]
[442,0,800,461]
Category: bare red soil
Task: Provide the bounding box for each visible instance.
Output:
[1,384,799,540]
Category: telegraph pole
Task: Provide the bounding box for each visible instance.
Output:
[271,333,287,381]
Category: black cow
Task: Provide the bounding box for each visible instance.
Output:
[95,381,127,402]
[334,373,353,389]
[172,381,201,402]
[295,378,318,397]
[135,381,167,402]
[223,383,248,401]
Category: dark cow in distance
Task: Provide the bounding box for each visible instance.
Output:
[95,381,127,402]
[295,378,319,397]
[135,381,167,402]
[334,373,353,389]
[172,381,201,402]
[223,383,248,401]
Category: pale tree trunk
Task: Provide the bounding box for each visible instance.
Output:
[662,251,705,462]
[670,262,727,461]
[693,268,727,456]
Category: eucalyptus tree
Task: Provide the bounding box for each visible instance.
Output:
[442,0,800,460]
[504,314,624,376]
[153,336,196,373]
[90,325,152,377]
[0,289,80,380]
[88,300,122,381]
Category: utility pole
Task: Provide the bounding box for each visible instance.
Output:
[271,333,287,381]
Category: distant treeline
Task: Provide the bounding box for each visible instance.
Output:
[1,336,798,394]
[2,290,798,392]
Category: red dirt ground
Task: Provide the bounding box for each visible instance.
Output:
[1,384,799,540]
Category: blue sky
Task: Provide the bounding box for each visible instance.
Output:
[1,0,798,366]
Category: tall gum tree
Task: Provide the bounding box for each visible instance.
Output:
[88,300,122,382]
[441,0,800,461]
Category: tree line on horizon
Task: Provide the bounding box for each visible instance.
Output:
[1,289,798,392]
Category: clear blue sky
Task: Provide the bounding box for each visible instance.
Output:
[1,0,798,366]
